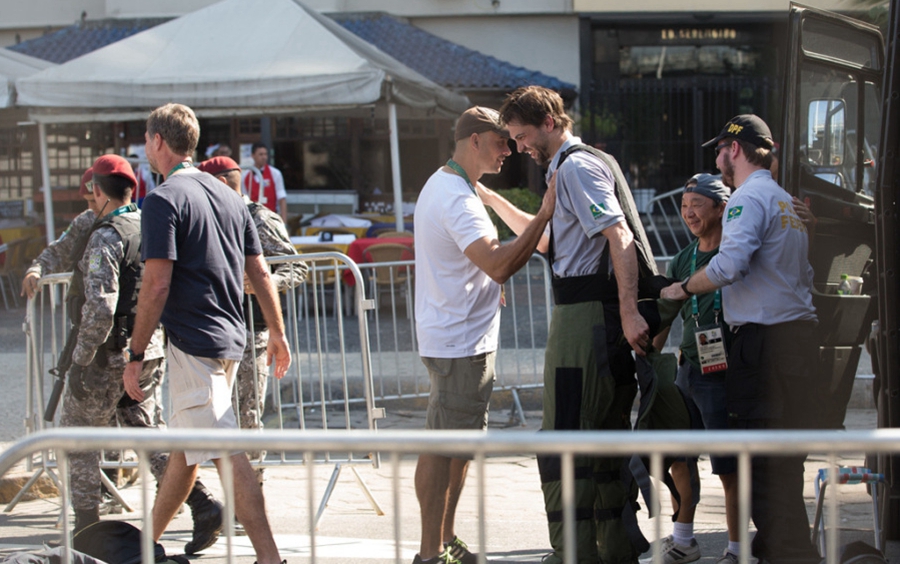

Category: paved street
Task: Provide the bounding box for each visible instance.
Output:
[0,302,893,563]
[0,408,889,564]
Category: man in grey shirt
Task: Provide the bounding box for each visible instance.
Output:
[499,86,653,564]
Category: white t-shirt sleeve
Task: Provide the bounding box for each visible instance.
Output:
[272,167,287,200]
[240,170,252,197]
[442,185,496,254]
[558,153,625,239]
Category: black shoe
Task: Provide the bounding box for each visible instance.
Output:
[444,537,482,564]
[183,479,223,554]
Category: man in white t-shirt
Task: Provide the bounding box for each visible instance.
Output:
[412,106,555,564]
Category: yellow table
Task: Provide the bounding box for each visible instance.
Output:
[303,225,370,239]
[0,226,41,244]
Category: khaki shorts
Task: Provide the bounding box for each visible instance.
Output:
[167,343,240,466]
[422,351,496,433]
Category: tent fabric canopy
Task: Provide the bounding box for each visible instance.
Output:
[0,49,52,108]
[15,0,468,116]
[14,0,469,242]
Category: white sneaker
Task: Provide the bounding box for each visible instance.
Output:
[657,535,701,564]
[715,551,739,564]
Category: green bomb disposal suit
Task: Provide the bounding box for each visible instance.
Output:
[540,139,661,564]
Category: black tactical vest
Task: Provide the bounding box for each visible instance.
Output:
[550,144,669,305]
[67,211,143,342]
[245,201,269,331]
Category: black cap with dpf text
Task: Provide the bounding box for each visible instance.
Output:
[702,114,775,149]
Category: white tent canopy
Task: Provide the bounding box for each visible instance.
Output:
[0,49,52,108]
[16,0,470,238]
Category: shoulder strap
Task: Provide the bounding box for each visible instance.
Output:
[557,144,658,278]
[247,201,264,216]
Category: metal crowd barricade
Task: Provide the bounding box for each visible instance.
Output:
[643,187,692,258]
[356,253,552,426]
[0,426,896,564]
[15,249,553,520]
[9,272,72,512]
[267,251,386,523]
[14,253,387,524]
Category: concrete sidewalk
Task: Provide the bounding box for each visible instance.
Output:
[0,407,891,564]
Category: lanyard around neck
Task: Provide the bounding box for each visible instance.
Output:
[690,243,721,326]
[105,203,137,219]
[446,159,476,195]
[167,160,193,178]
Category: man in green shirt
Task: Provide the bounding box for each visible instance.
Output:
[653,174,739,564]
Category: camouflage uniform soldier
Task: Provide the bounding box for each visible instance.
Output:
[198,157,306,479]
[63,156,223,554]
[21,168,98,300]
[24,168,162,514]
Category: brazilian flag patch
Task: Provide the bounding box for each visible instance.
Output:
[590,203,608,219]
[726,206,743,222]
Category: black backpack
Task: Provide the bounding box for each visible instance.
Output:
[73,521,189,564]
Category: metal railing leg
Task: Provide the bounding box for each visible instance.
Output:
[314,462,386,527]
[508,388,527,427]
[99,467,135,512]
[314,462,344,527]
[3,466,48,512]
[350,466,385,516]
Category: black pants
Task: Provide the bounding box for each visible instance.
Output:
[726,321,822,564]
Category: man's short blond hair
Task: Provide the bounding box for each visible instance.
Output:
[146,103,200,157]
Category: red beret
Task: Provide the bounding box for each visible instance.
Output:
[78,167,93,197]
[198,156,241,176]
[93,155,137,188]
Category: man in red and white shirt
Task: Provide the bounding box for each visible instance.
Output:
[130,155,157,208]
[242,143,288,222]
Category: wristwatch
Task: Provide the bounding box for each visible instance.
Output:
[125,348,145,363]
[681,278,694,297]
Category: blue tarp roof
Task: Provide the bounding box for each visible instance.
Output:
[8,12,575,93]
[7,19,170,65]
[332,13,575,92]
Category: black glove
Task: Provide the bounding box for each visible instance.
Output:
[638,275,679,300]
[68,363,89,401]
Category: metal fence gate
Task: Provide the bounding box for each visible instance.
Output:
[584,75,772,192]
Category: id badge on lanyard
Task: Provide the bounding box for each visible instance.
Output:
[690,245,727,374]
[695,324,727,374]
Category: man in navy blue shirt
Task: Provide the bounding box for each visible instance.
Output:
[123,103,290,564]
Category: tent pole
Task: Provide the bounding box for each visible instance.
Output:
[388,102,403,231]
[38,122,55,245]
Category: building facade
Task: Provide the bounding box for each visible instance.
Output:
[0,0,867,232]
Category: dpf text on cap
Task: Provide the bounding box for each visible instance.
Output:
[455,106,509,141]
[702,114,774,149]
